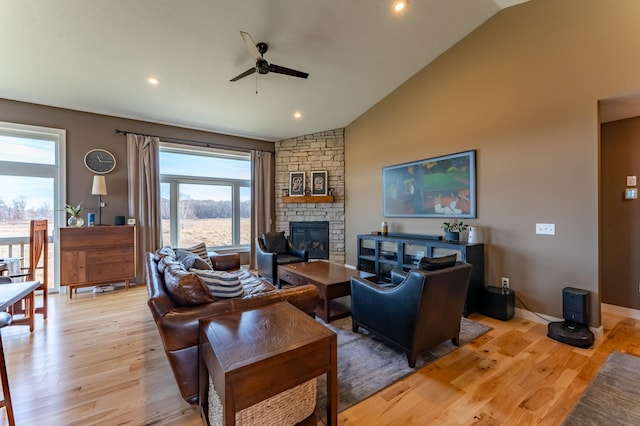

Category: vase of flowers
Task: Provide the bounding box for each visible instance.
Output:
[442,218,468,241]
[64,203,85,227]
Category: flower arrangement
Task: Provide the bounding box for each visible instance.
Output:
[63,202,83,218]
[442,218,469,233]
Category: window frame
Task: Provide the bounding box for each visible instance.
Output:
[159,143,251,251]
[0,121,66,292]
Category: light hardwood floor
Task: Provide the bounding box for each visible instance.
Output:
[1,286,638,425]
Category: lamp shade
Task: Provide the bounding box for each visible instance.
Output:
[91,175,108,195]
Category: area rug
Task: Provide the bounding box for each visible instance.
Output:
[315,316,491,417]
[564,351,640,425]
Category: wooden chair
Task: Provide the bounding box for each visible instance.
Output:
[9,220,48,319]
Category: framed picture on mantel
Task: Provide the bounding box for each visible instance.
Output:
[289,172,305,196]
[382,150,476,218]
[311,171,328,196]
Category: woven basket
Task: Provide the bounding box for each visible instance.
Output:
[208,375,317,426]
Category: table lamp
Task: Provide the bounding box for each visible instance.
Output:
[91,175,107,225]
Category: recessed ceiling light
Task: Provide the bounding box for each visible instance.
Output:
[392,0,408,13]
[147,76,160,86]
[293,111,303,119]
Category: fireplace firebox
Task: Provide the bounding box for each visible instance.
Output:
[289,221,329,259]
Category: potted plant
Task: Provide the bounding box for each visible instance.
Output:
[64,202,85,227]
[442,218,468,241]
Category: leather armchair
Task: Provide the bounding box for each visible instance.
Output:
[256,231,308,286]
[350,262,473,367]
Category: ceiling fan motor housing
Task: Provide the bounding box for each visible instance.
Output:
[256,59,270,74]
[256,42,269,55]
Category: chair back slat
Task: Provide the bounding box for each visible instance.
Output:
[28,220,48,286]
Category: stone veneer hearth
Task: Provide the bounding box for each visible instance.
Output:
[275,128,345,263]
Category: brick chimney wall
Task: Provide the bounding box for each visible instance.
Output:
[274,128,345,263]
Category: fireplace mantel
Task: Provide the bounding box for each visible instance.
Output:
[281,195,334,203]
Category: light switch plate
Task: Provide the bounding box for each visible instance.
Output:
[536,223,555,235]
[625,188,638,200]
[627,176,637,186]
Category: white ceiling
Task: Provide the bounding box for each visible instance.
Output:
[1,0,529,141]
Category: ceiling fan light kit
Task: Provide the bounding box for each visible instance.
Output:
[230,31,309,82]
[392,0,408,13]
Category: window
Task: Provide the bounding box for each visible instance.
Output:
[0,121,66,292]
[159,143,251,250]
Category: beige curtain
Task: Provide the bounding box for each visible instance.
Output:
[250,150,274,269]
[127,134,161,284]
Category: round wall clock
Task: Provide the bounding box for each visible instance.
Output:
[84,149,116,174]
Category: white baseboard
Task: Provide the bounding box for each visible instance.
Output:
[514,307,561,324]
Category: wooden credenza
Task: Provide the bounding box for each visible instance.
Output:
[60,226,136,298]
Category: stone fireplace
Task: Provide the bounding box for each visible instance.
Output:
[290,221,330,259]
[275,128,345,264]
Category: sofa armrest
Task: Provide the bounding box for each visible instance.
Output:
[390,269,408,285]
[210,253,241,271]
[256,238,278,281]
[350,272,425,345]
[286,237,309,261]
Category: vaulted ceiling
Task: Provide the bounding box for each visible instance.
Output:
[1,0,529,141]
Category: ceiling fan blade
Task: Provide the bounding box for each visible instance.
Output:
[268,63,309,79]
[230,67,256,82]
[240,31,262,61]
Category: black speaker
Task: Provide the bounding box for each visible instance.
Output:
[114,215,125,226]
[562,287,589,325]
[482,286,515,321]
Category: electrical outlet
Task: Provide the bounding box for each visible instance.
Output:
[536,223,555,235]
[501,277,509,289]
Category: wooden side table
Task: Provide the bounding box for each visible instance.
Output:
[199,301,338,426]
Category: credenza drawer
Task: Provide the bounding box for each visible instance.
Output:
[87,260,135,283]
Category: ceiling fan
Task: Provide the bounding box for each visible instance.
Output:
[230,31,309,82]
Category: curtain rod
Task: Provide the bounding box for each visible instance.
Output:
[115,129,272,153]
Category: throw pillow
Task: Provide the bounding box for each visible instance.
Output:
[155,247,177,273]
[417,254,457,271]
[191,269,244,299]
[157,255,181,274]
[176,249,212,271]
[178,242,213,268]
[154,246,176,262]
[262,231,287,254]
[164,263,215,306]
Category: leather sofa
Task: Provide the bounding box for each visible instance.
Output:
[350,262,473,367]
[145,250,319,404]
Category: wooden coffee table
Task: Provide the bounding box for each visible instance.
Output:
[279,261,373,323]
[199,301,337,426]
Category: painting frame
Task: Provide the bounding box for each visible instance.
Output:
[289,171,306,197]
[382,150,476,218]
[310,170,328,196]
